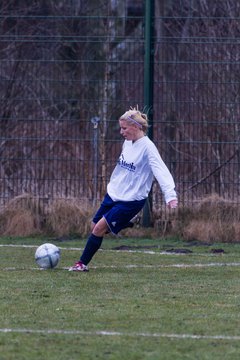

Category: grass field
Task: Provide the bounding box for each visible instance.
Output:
[1,236,240,359]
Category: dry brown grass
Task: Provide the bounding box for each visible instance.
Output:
[1,193,240,243]
[2,210,37,237]
[0,193,44,236]
[120,226,157,239]
[0,194,95,238]
[172,194,240,243]
[46,198,94,237]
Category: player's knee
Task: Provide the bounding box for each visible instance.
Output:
[92,222,107,237]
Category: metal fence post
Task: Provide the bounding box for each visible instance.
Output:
[142,0,155,227]
[91,116,101,206]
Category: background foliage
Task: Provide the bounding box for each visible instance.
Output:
[0,0,240,230]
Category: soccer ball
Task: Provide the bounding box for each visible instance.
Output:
[35,243,60,269]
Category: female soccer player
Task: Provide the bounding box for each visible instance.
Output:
[69,108,178,271]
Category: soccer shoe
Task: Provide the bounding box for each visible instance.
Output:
[68,261,89,272]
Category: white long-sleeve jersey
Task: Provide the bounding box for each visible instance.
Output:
[107,136,177,203]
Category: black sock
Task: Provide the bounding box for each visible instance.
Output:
[80,234,103,265]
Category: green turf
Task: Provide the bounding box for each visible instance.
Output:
[1,236,240,359]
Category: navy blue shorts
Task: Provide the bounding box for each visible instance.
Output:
[92,193,146,234]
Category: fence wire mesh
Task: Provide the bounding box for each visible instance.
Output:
[0,1,239,219]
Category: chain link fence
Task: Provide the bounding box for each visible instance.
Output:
[0,1,239,220]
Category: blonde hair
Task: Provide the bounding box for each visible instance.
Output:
[119,107,149,134]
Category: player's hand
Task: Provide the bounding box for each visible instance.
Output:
[167,199,178,209]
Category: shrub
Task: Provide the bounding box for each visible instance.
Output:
[172,194,240,243]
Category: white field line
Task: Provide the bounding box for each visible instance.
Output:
[0,243,224,256]
[2,262,240,271]
[1,245,240,342]
[1,243,240,270]
[85,262,240,269]
[0,327,240,341]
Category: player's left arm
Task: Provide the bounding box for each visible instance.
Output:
[147,143,178,206]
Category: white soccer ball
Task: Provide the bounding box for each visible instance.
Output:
[35,243,60,269]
